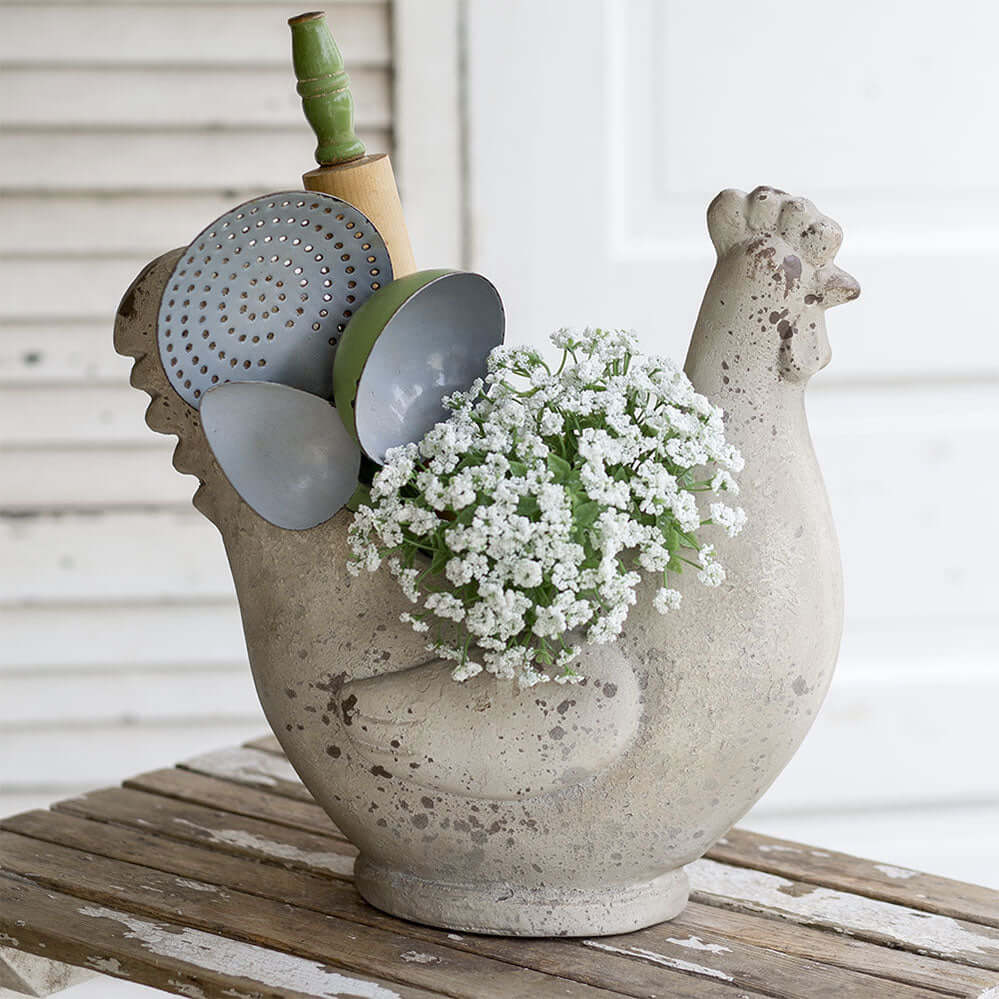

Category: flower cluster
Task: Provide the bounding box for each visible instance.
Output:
[348,328,745,687]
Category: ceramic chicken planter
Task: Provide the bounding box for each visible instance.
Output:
[115,185,858,936]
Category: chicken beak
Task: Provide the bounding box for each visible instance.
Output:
[817,265,860,308]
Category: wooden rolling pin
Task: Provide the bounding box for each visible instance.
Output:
[290,10,416,277]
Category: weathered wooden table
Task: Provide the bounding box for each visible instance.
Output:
[1,736,997,999]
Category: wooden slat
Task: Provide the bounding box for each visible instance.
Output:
[0,511,232,604]
[0,722,264,787]
[0,257,159,321]
[0,5,391,67]
[0,819,765,999]
[0,323,128,382]
[55,786,358,877]
[0,870,441,999]
[179,746,310,802]
[2,807,362,919]
[0,835,638,999]
[5,809,982,999]
[49,779,999,976]
[672,901,998,998]
[125,767,336,838]
[120,756,999,996]
[0,808,981,999]
[0,446,193,511]
[689,859,999,973]
[707,827,999,929]
[0,128,390,193]
[0,383,162,444]
[0,667,259,725]
[578,927,943,999]
[742,805,999,895]
[0,67,389,127]
[0,196,246,258]
[0,602,242,671]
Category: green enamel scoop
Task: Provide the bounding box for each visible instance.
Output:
[333,269,505,463]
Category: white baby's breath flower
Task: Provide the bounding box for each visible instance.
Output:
[347,326,745,686]
[710,469,739,495]
[398,567,420,603]
[709,502,747,538]
[400,611,429,633]
[451,659,483,681]
[653,587,683,613]
[425,591,466,622]
[698,562,726,587]
[517,667,550,688]
[512,558,543,588]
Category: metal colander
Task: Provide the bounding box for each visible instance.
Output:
[157,191,393,407]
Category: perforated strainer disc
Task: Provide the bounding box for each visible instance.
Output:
[157,191,393,407]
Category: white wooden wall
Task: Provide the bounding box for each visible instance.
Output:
[465,0,999,886]
[0,0,396,820]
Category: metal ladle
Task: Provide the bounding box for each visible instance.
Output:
[200,380,361,530]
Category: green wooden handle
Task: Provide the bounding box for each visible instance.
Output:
[289,11,366,166]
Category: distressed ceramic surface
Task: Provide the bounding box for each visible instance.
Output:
[115,187,859,936]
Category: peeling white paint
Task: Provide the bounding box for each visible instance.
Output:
[172,819,355,876]
[76,905,402,999]
[666,935,731,955]
[582,939,734,982]
[183,747,302,789]
[977,987,999,998]
[446,933,463,941]
[757,844,802,854]
[688,859,999,960]
[875,864,919,880]
[168,979,207,999]
[87,956,124,974]
[400,951,441,964]
[810,850,832,858]
[0,933,19,946]
[175,878,222,893]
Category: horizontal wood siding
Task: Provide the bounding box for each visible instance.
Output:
[0,0,393,819]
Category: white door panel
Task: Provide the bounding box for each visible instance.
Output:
[468,0,999,373]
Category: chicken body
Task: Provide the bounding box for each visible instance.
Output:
[116,186,857,935]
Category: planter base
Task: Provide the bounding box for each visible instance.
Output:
[353,856,690,937]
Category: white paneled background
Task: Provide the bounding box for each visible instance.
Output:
[0,0,996,991]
